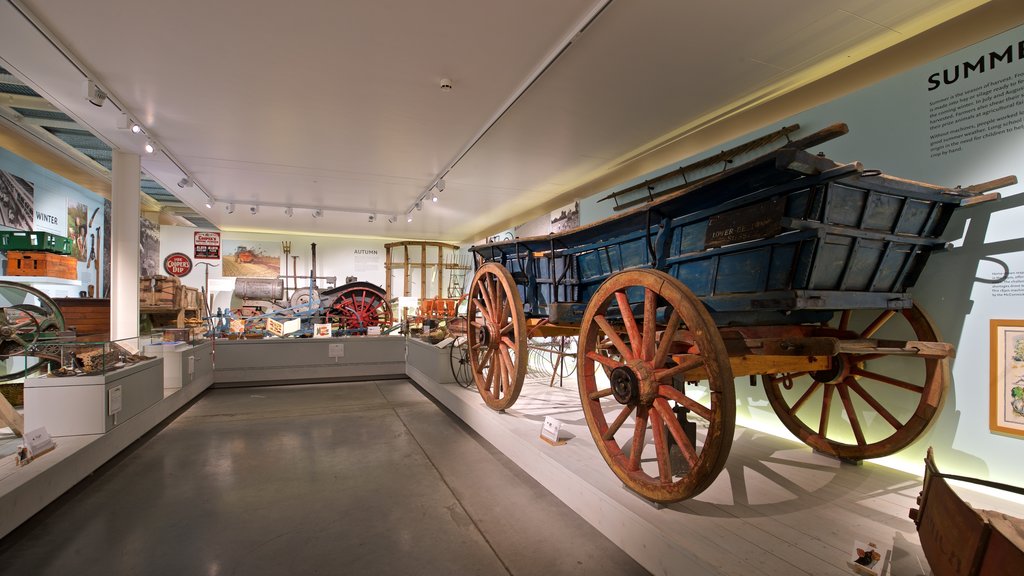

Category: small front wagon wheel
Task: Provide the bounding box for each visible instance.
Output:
[578,270,734,503]
[467,263,528,410]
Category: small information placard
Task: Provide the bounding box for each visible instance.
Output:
[366,326,382,336]
[313,323,332,338]
[108,385,123,415]
[24,427,55,458]
[328,343,345,358]
[540,416,566,446]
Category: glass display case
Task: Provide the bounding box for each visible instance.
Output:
[41,336,154,378]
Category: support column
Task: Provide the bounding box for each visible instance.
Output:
[110,151,140,340]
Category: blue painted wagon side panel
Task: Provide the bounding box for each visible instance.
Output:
[678,222,707,254]
[844,238,885,291]
[675,259,715,296]
[895,199,933,236]
[808,238,851,289]
[767,243,798,291]
[619,237,648,269]
[715,248,770,294]
[873,243,914,292]
[825,183,867,227]
[861,193,903,231]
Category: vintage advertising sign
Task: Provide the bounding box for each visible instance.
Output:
[163,252,193,277]
[194,231,221,259]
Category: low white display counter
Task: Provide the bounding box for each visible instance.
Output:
[212,335,406,387]
[143,340,214,393]
[406,338,458,385]
[24,357,164,436]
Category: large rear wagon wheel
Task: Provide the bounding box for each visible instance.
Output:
[467,263,527,410]
[763,304,946,460]
[578,270,734,503]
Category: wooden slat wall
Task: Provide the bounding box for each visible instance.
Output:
[54,298,110,340]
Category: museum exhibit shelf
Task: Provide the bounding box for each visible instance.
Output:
[24,348,163,437]
[405,369,1024,576]
[212,335,406,387]
[406,337,458,385]
[143,338,214,394]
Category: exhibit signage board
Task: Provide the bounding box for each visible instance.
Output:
[194,231,220,259]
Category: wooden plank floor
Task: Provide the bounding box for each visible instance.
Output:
[423,372,944,576]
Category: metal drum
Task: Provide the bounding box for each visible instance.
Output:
[233,277,284,301]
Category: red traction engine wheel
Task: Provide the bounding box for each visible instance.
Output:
[325,282,392,332]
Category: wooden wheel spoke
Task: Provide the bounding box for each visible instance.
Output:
[850,367,923,393]
[654,398,697,468]
[594,315,635,361]
[651,311,680,369]
[500,322,515,335]
[585,350,624,371]
[642,288,657,362]
[846,378,904,430]
[603,405,634,441]
[473,297,491,321]
[615,291,642,359]
[628,406,648,471]
[479,346,494,369]
[649,407,672,482]
[860,310,897,339]
[588,388,615,401]
[501,336,517,350]
[484,355,497,394]
[478,278,496,320]
[655,354,704,381]
[836,382,865,446]
[471,319,486,329]
[837,309,851,332]
[657,385,711,421]
[819,385,834,437]
[499,347,515,396]
[790,380,821,414]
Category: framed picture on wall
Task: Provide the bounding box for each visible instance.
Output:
[990,319,1024,437]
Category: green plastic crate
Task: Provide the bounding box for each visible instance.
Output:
[0,231,73,255]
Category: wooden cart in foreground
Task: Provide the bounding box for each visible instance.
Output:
[465,123,1015,503]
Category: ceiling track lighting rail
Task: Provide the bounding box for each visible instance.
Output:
[401,0,614,217]
[215,198,396,223]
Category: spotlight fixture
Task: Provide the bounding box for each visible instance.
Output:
[285,207,293,217]
[204,199,213,209]
[430,192,438,203]
[437,179,446,192]
[177,177,193,188]
[249,205,259,215]
[439,78,453,92]
[144,140,155,154]
[387,215,397,224]
[225,203,235,214]
[131,122,143,134]
[415,201,423,211]
[368,213,376,223]
[312,208,323,218]
[85,79,107,107]
[406,214,413,223]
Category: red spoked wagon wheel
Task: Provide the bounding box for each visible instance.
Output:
[762,304,946,460]
[467,263,527,411]
[578,269,735,503]
[325,282,392,332]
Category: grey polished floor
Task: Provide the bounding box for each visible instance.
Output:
[0,380,648,575]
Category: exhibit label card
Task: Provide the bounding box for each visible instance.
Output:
[541,416,563,444]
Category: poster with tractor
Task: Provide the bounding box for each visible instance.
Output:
[222,240,280,278]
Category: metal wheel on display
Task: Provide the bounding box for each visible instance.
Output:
[467,263,528,410]
[0,281,67,383]
[449,334,474,388]
[762,304,947,460]
[324,282,392,332]
[577,269,735,504]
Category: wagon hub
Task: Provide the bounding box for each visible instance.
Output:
[610,366,640,405]
[811,354,849,385]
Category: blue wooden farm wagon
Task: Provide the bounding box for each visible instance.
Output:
[465,123,1014,503]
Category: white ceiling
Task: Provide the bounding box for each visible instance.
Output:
[0,0,1002,242]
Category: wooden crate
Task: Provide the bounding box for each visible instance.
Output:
[54,298,111,340]
[5,250,77,279]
